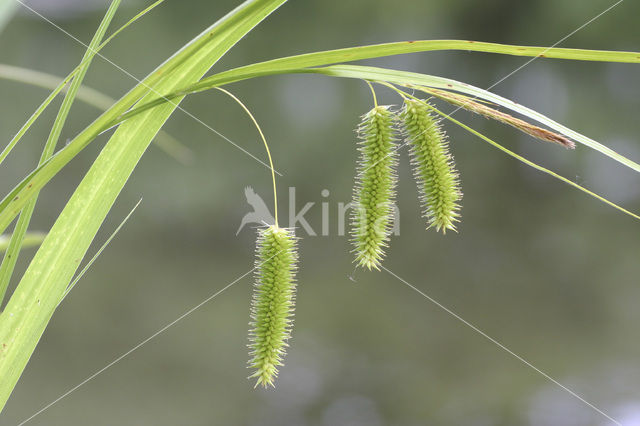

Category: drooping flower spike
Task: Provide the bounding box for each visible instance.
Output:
[351,105,398,269]
[218,89,300,388]
[402,98,462,233]
[248,225,299,388]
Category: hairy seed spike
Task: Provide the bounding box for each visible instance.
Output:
[402,99,462,233]
[351,105,398,270]
[248,225,298,388]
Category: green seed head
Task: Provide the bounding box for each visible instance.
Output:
[402,99,462,233]
[351,106,398,270]
[248,225,298,387]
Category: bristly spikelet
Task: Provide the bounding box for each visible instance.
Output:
[248,225,298,388]
[351,106,398,270]
[402,99,462,233]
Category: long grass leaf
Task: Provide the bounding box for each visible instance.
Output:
[5,39,639,235]
[195,40,640,89]
[107,39,640,124]
[118,40,640,129]
[128,58,640,178]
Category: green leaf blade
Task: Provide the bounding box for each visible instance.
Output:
[0,0,123,305]
[194,40,640,90]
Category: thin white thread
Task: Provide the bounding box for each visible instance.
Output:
[18,261,265,425]
[382,265,622,426]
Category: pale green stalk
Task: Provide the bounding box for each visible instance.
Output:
[0,233,45,252]
[0,64,113,109]
[0,0,16,33]
[215,88,279,225]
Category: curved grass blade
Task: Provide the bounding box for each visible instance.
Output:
[194,40,640,90]
[125,60,640,179]
[114,40,640,123]
[0,0,287,410]
[0,64,192,163]
[0,0,121,306]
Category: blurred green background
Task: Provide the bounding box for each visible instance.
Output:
[1,0,639,425]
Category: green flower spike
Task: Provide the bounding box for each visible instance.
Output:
[248,225,298,388]
[402,99,462,233]
[351,105,398,270]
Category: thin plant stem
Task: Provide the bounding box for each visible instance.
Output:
[366,80,378,107]
[215,87,279,226]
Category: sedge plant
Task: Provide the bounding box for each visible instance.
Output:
[0,0,639,401]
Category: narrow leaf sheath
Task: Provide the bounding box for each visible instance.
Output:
[249,225,298,387]
[351,106,398,269]
[402,99,462,233]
